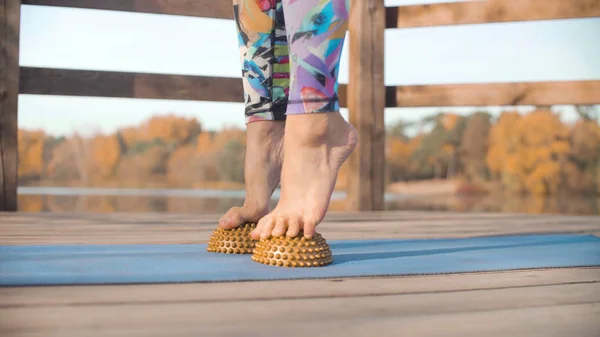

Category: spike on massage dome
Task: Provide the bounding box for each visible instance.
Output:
[207,223,257,254]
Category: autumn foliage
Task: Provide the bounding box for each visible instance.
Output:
[18,109,600,196]
[383,109,599,196]
[18,114,245,189]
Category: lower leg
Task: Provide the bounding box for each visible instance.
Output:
[220,0,288,228]
[251,0,356,239]
[219,121,284,228]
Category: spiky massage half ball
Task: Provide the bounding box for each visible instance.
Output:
[251,233,333,267]
[207,223,257,254]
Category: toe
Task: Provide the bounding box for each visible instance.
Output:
[286,217,302,238]
[251,217,267,240]
[219,208,244,229]
[271,217,288,237]
[220,203,268,230]
[260,217,276,240]
[302,218,317,239]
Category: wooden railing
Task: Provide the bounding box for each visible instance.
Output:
[1,0,600,211]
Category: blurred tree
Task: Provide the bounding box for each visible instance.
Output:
[386,135,420,182]
[444,114,467,178]
[117,143,171,185]
[118,127,139,151]
[167,144,218,187]
[89,134,122,181]
[567,119,600,194]
[387,120,412,142]
[196,132,215,155]
[488,110,572,196]
[138,114,202,145]
[68,133,93,185]
[461,112,492,181]
[575,105,599,122]
[411,113,466,179]
[518,110,571,195]
[211,127,246,150]
[442,113,461,130]
[17,130,46,181]
[46,139,80,182]
[216,139,246,183]
[487,111,523,192]
[412,122,447,179]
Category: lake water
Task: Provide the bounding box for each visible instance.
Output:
[17,187,600,215]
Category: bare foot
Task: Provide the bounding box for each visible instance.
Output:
[251,112,358,240]
[219,121,284,229]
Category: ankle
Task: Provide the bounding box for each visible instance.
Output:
[246,121,285,137]
[246,121,285,160]
[247,121,285,145]
[285,113,347,146]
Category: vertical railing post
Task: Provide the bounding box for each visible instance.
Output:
[347,0,385,211]
[0,0,20,211]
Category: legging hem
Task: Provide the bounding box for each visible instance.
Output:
[285,98,340,115]
[245,112,287,124]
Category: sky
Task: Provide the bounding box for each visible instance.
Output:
[18,0,600,137]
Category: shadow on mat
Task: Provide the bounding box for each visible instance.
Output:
[330,237,583,265]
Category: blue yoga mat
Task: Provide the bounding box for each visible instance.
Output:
[1,234,599,286]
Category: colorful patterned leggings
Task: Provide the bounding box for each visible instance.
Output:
[234,0,350,124]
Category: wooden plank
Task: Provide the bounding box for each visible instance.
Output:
[347,0,386,211]
[395,80,600,107]
[1,283,598,335]
[20,67,135,98]
[2,303,597,337]
[0,0,20,212]
[21,0,234,20]
[19,67,244,102]
[2,304,599,337]
[26,0,600,26]
[385,6,398,29]
[385,86,397,107]
[12,206,593,222]
[1,211,598,244]
[389,0,600,29]
[19,67,351,106]
[2,268,598,307]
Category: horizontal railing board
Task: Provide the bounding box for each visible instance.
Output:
[21,0,234,19]
[23,0,600,27]
[20,68,600,108]
[395,80,600,107]
[389,0,600,28]
[20,67,600,107]
[19,67,244,102]
[19,67,350,107]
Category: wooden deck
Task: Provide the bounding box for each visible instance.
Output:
[1,210,599,336]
